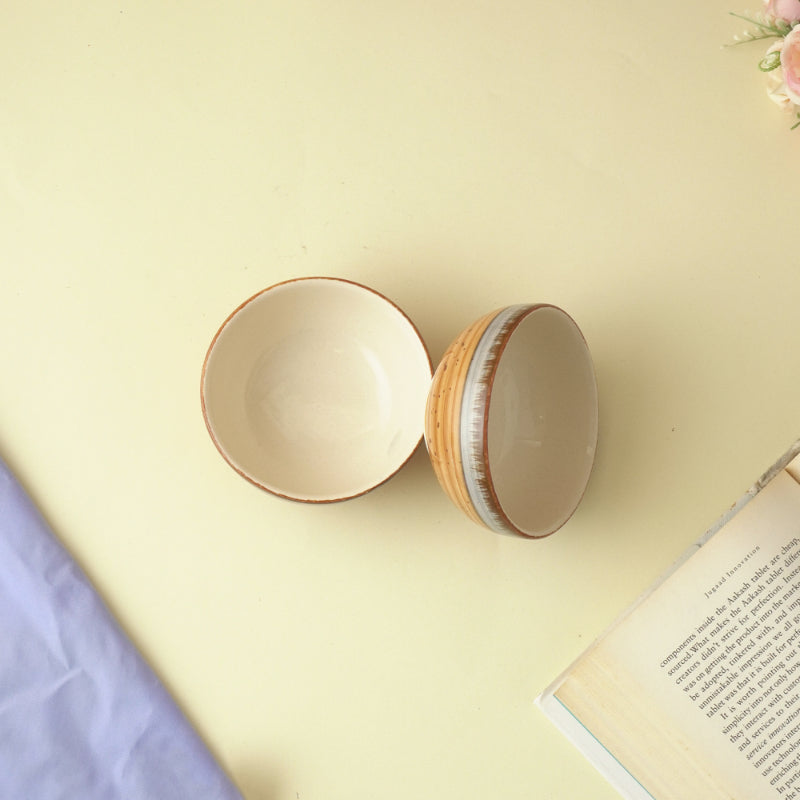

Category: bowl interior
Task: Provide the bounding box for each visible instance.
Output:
[486,306,598,536]
[202,278,432,501]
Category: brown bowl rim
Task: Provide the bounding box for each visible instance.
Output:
[476,303,598,538]
[200,275,433,503]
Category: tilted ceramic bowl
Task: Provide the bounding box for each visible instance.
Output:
[424,304,598,538]
[201,277,432,502]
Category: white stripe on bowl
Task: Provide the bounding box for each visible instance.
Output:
[459,304,531,536]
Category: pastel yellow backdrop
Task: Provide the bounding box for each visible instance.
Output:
[2,1,798,798]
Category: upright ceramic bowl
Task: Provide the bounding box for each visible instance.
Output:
[424,304,598,538]
[201,277,432,502]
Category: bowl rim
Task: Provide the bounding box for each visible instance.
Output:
[473,303,598,538]
[200,275,433,503]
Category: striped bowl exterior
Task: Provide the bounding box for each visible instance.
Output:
[424,308,500,529]
[424,304,585,538]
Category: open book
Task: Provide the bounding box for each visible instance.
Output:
[537,440,800,800]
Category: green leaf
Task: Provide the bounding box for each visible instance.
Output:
[759,50,782,71]
[727,11,794,45]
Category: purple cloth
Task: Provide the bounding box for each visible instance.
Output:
[0,458,243,799]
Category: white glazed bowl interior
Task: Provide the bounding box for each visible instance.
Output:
[483,306,598,536]
[202,278,432,502]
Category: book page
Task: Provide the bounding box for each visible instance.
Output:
[554,468,800,800]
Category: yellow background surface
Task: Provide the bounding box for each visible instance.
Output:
[2,2,799,798]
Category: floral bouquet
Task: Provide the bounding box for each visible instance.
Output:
[730,0,800,127]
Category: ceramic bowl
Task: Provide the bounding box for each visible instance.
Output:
[424,304,598,538]
[201,277,432,502]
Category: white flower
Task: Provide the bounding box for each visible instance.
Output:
[764,41,796,107]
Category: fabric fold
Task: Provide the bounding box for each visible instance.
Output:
[0,458,243,800]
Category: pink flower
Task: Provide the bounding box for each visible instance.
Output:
[780,26,800,104]
[766,0,800,23]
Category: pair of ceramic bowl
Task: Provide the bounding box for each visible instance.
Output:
[201,277,598,538]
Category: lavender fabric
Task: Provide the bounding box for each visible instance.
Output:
[0,458,243,800]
